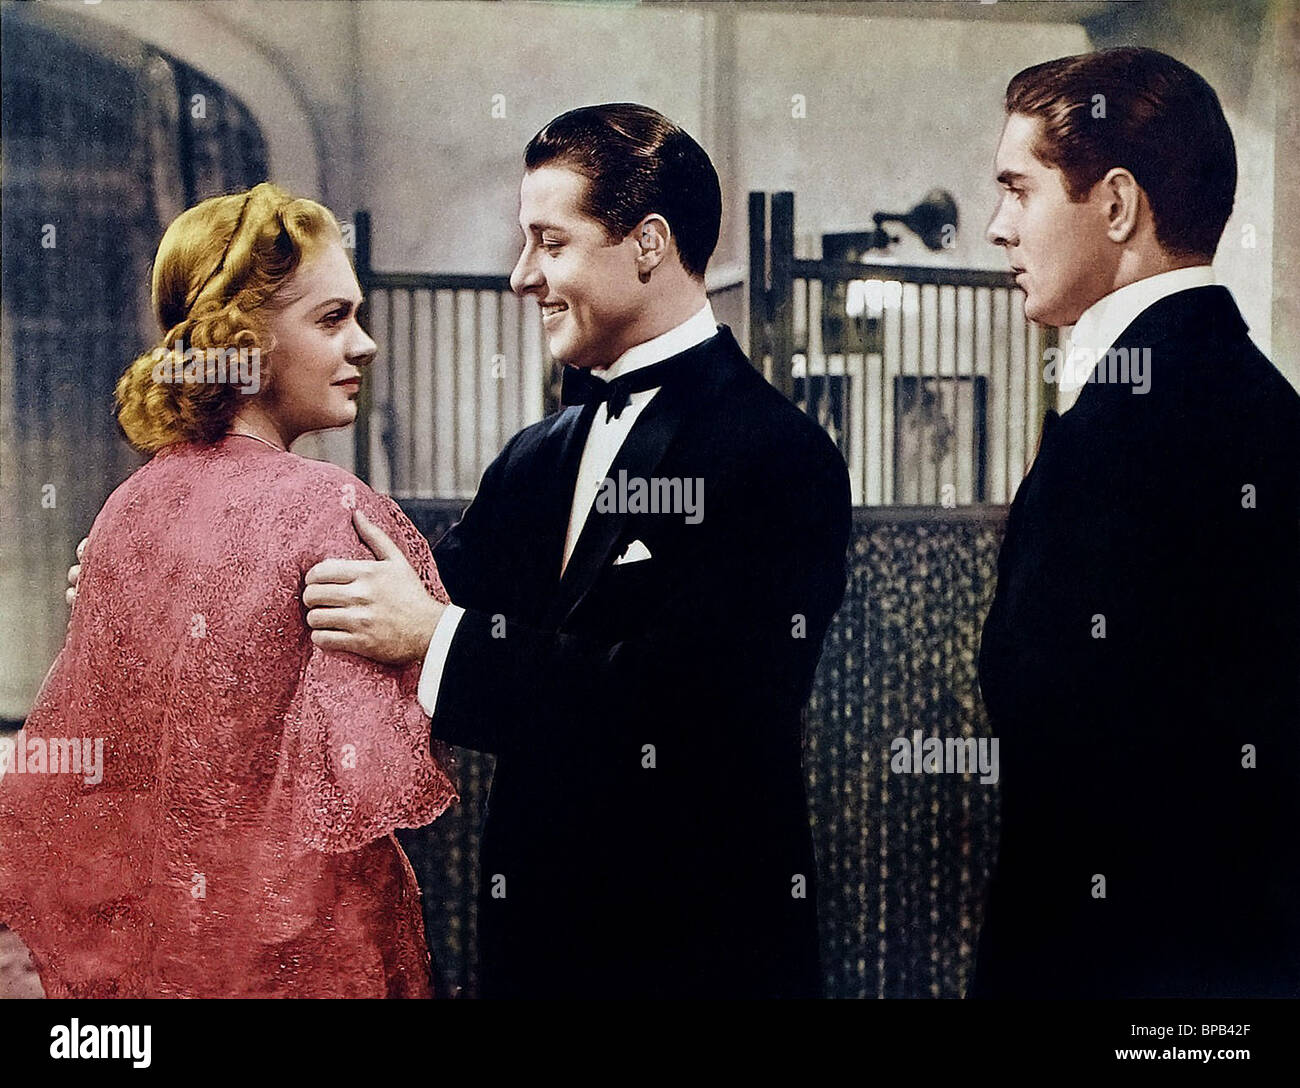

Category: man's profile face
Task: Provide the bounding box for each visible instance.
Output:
[509,164,646,369]
[986,113,1115,327]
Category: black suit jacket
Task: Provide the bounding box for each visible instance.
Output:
[430,327,852,998]
[974,286,1300,998]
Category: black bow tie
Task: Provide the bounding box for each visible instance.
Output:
[559,346,709,420]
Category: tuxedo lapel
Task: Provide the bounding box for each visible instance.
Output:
[1066,284,1241,424]
[527,402,599,603]
[546,381,691,628]
[543,328,744,629]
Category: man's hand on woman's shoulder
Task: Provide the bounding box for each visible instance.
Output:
[303,509,446,666]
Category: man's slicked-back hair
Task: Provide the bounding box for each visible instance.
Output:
[524,103,722,279]
[1006,47,1237,260]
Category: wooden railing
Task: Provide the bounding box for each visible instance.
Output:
[749,192,1058,506]
[352,211,547,497]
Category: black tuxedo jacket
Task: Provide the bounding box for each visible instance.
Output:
[974,286,1300,998]
[430,327,852,998]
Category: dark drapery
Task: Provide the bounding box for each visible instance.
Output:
[0,6,269,720]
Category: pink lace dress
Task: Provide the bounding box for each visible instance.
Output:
[0,436,458,997]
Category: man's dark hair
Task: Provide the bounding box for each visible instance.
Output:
[524,103,722,279]
[1006,47,1236,260]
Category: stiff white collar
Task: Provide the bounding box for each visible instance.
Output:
[1061,265,1215,393]
[594,301,718,383]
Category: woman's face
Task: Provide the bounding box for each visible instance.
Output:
[258,240,376,443]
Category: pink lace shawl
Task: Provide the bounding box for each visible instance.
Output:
[0,438,458,996]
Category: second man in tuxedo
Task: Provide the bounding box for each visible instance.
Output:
[974,48,1300,998]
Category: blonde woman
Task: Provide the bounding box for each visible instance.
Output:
[0,183,457,997]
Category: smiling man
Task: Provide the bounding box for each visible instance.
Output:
[303,104,851,998]
[974,48,1300,998]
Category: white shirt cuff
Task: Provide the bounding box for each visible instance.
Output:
[417,603,466,717]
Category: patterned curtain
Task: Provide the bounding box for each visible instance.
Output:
[808,511,1005,998]
[0,7,268,721]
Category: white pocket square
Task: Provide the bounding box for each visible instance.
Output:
[613,539,652,566]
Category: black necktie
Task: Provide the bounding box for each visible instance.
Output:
[559,345,708,420]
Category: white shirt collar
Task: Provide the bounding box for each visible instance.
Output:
[1061,265,1214,393]
[594,301,718,383]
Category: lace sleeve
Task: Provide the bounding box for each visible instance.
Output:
[372,491,451,606]
[281,477,458,855]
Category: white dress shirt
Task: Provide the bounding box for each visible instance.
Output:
[416,301,719,717]
[1058,265,1215,410]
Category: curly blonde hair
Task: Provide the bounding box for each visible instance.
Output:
[115,182,342,453]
